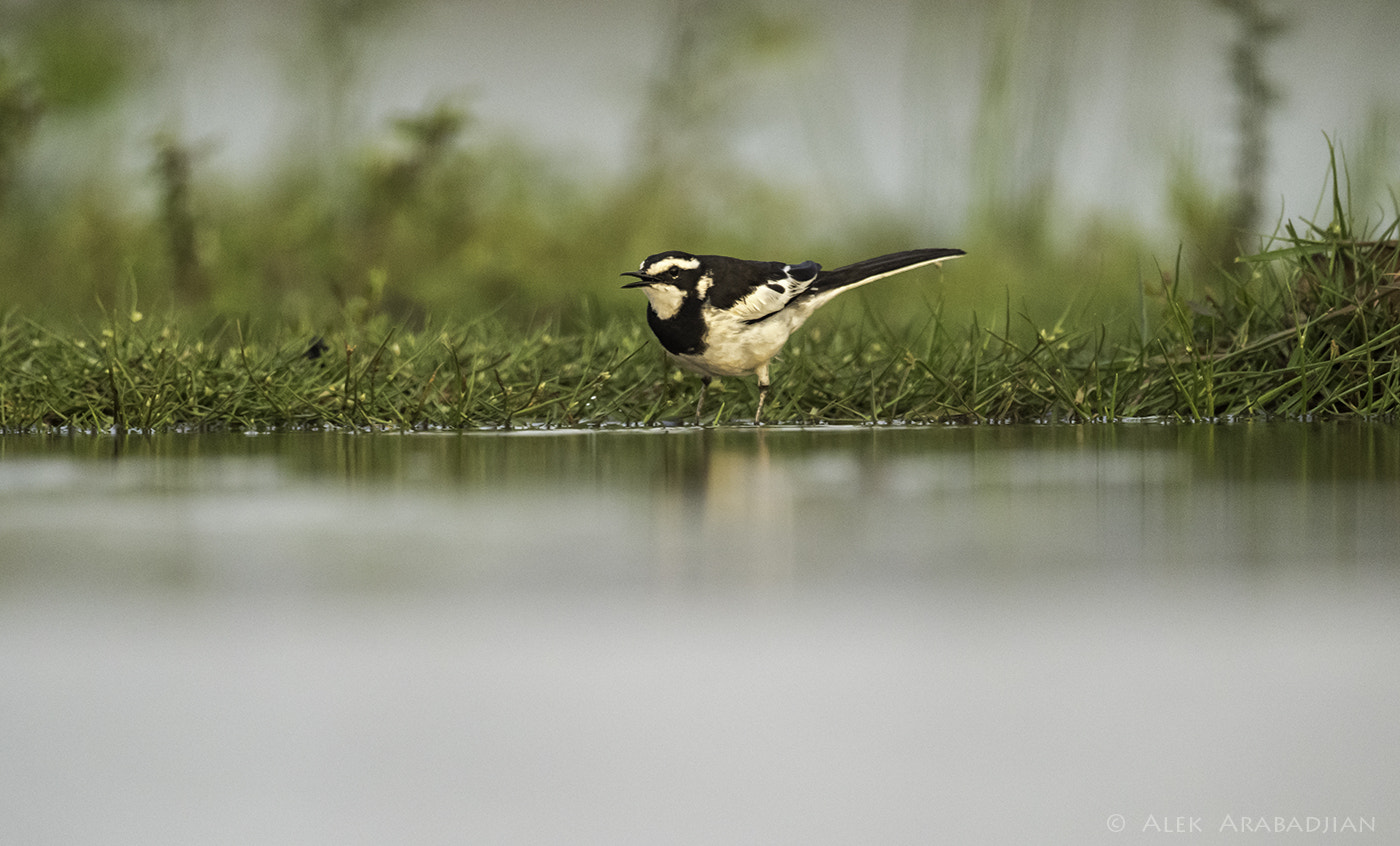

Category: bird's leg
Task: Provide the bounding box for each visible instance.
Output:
[754,364,770,424]
[694,376,711,423]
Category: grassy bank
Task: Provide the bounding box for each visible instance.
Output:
[5,3,1398,432]
[3,205,1398,433]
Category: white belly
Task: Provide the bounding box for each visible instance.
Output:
[670,307,806,379]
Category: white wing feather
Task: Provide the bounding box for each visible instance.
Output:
[723,264,817,321]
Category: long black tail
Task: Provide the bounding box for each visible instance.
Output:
[808,248,964,295]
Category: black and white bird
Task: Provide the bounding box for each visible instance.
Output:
[622,247,964,422]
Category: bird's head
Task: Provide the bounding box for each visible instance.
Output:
[621,251,709,318]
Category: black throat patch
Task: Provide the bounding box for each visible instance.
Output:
[647,297,707,356]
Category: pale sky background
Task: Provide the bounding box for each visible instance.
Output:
[28,0,1400,239]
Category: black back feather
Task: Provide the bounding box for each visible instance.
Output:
[807,248,964,294]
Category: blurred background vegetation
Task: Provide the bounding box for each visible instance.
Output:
[0,0,1396,340]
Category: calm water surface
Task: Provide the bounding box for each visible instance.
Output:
[1,422,1396,844]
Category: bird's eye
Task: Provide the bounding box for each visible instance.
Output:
[668,267,681,279]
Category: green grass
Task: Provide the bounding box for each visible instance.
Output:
[5,7,1397,432]
[3,207,1398,433]
[2,117,1397,434]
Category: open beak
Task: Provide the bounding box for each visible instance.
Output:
[620,271,654,289]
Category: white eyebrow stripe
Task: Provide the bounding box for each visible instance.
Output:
[644,255,701,274]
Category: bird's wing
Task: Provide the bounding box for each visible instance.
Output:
[724,261,823,321]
